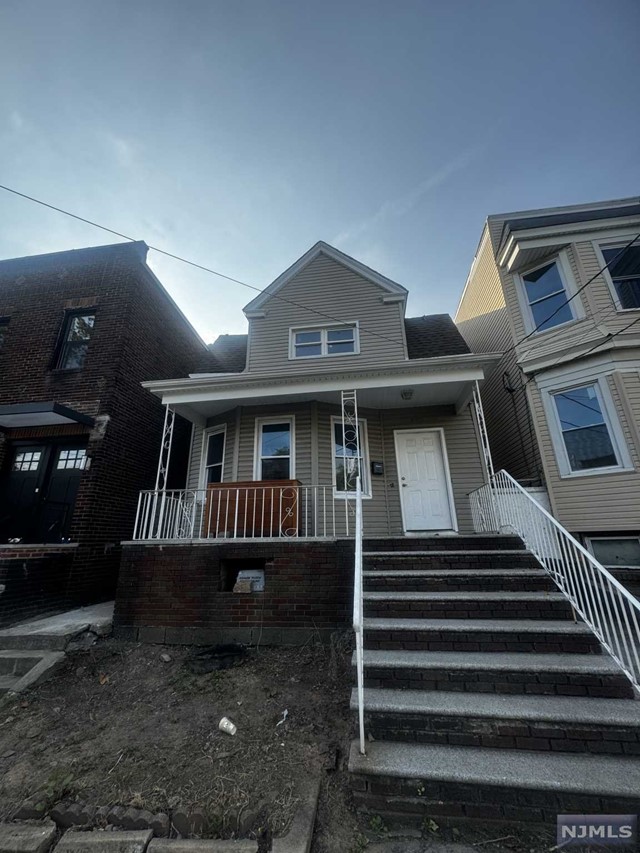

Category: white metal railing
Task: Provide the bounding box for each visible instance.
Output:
[133,484,349,541]
[352,476,365,754]
[470,469,640,689]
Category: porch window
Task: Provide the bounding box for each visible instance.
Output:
[552,383,619,472]
[290,324,358,358]
[255,419,294,480]
[204,428,226,485]
[331,417,369,496]
[601,244,640,310]
[56,311,95,370]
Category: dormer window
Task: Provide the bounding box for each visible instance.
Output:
[290,324,359,359]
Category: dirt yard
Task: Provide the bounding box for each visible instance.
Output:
[0,634,353,841]
[0,636,572,852]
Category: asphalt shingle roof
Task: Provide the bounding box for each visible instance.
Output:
[200,314,469,374]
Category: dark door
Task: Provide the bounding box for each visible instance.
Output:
[0,442,86,543]
[0,445,49,541]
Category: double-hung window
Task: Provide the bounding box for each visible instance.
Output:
[520,257,574,332]
[551,383,621,473]
[331,417,369,496]
[255,418,294,480]
[57,311,95,370]
[203,428,225,485]
[601,244,640,310]
[291,324,358,359]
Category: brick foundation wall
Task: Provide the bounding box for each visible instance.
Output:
[114,540,355,645]
[0,545,77,626]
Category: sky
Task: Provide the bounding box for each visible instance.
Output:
[1,0,639,343]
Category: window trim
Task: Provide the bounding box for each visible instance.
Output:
[515,251,581,336]
[541,375,633,478]
[593,240,640,314]
[199,424,227,488]
[585,535,640,569]
[289,322,360,360]
[330,415,371,499]
[253,416,295,480]
[53,309,97,371]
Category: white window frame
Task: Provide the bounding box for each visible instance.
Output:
[585,535,640,569]
[593,240,640,313]
[330,416,371,499]
[540,374,633,478]
[253,416,295,480]
[199,424,227,488]
[515,250,582,336]
[289,322,360,360]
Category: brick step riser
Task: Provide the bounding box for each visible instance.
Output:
[360,712,640,756]
[364,555,542,571]
[364,601,573,620]
[361,667,635,698]
[364,577,554,593]
[350,778,640,824]
[363,630,600,654]
[363,537,525,552]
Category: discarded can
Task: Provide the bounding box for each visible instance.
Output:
[219,716,237,736]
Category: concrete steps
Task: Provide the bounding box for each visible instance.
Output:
[0,650,64,694]
[355,648,634,697]
[351,687,640,755]
[349,740,640,821]
[349,536,640,823]
[363,568,551,592]
[363,590,573,619]
[362,616,600,653]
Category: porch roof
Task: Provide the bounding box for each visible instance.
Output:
[142,353,501,424]
[0,402,94,429]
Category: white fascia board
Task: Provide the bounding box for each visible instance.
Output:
[142,354,500,406]
[498,220,640,270]
[242,240,408,314]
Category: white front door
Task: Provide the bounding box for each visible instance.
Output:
[395,430,455,532]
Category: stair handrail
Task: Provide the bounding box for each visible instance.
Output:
[352,475,366,755]
[479,469,640,689]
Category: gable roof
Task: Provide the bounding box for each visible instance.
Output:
[404,315,470,359]
[208,334,248,372]
[243,241,408,315]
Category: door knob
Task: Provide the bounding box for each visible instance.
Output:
[402,483,407,487]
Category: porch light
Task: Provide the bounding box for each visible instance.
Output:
[400,389,414,401]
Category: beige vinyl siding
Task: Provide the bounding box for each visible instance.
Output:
[187,409,237,490]
[247,254,406,373]
[529,373,640,532]
[456,228,542,481]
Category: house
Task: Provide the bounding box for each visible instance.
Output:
[455,196,640,576]
[114,241,500,644]
[0,241,208,625]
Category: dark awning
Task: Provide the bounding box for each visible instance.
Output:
[0,402,94,429]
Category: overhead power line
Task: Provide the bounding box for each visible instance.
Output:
[0,182,406,348]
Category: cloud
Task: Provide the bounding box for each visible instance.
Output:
[333,142,487,247]
[8,111,24,132]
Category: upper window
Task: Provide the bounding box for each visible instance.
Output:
[520,259,574,332]
[331,417,369,496]
[290,324,358,359]
[0,317,9,351]
[203,428,225,485]
[601,245,640,310]
[57,312,95,370]
[552,383,619,472]
[255,419,293,480]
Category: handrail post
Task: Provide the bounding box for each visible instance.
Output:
[353,475,365,754]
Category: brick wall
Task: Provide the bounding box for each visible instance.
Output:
[0,545,77,626]
[114,541,355,645]
[0,242,210,620]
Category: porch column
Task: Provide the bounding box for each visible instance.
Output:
[472,380,494,480]
[341,390,360,535]
[154,404,175,491]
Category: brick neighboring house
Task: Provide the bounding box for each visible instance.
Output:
[0,240,208,625]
